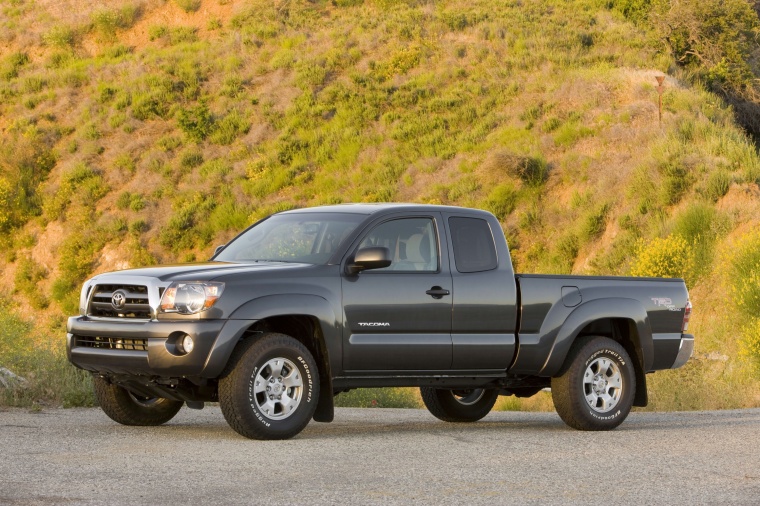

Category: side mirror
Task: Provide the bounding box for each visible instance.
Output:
[346,247,392,275]
[212,244,226,258]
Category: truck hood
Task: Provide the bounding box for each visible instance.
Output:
[88,261,312,283]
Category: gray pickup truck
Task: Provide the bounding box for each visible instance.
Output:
[67,204,694,439]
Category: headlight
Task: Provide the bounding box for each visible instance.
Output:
[159,282,225,315]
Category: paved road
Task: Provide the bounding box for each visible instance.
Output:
[0,407,758,505]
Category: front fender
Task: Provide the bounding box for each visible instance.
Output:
[539,298,653,377]
[201,294,341,380]
[231,294,341,423]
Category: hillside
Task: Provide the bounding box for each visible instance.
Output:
[1,0,760,410]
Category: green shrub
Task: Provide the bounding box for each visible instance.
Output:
[157,135,182,152]
[169,27,198,44]
[116,191,132,209]
[23,75,45,93]
[43,25,76,48]
[130,219,149,235]
[44,163,108,220]
[176,0,201,13]
[81,123,100,140]
[52,233,106,313]
[220,76,244,98]
[722,229,760,318]
[553,233,579,273]
[0,309,95,408]
[485,182,518,220]
[102,44,132,59]
[554,122,593,146]
[0,134,56,227]
[14,258,49,309]
[180,149,204,169]
[580,203,609,242]
[91,5,141,41]
[210,109,251,145]
[159,194,216,251]
[658,161,691,206]
[178,100,213,141]
[1,52,29,80]
[199,159,232,178]
[486,152,549,186]
[334,388,422,408]
[541,116,562,133]
[131,92,171,120]
[0,177,17,232]
[113,153,136,173]
[447,176,480,201]
[703,170,732,202]
[116,191,145,211]
[148,25,169,41]
[518,204,541,230]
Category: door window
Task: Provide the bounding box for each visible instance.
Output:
[357,218,438,272]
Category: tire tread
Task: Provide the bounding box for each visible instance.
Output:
[420,387,498,423]
[219,332,319,440]
[551,336,635,431]
[93,376,183,426]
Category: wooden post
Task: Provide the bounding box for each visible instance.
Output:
[655,76,665,126]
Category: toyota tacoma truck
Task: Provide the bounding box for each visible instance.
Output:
[66,204,694,439]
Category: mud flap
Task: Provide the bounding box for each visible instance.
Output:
[313,375,334,422]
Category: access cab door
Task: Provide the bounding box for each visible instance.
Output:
[443,214,518,371]
[341,212,453,372]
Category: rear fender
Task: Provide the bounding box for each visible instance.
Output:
[539,298,653,377]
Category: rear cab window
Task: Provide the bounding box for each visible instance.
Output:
[448,217,498,273]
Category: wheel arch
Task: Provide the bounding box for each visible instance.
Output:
[220,294,339,422]
[540,298,653,407]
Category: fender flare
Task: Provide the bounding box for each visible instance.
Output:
[539,297,653,377]
[204,294,340,422]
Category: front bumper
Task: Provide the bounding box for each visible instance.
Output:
[66,316,253,378]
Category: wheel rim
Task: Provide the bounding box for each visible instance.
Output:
[251,357,303,421]
[583,357,623,413]
[451,389,486,406]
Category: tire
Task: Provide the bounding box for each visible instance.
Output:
[551,336,636,431]
[93,376,183,426]
[219,333,319,440]
[420,387,499,422]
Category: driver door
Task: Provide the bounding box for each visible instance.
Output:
[341,213,453,372]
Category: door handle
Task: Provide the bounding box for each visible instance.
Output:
[426,286,450,299]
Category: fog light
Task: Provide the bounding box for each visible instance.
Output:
[181,335,195,354]
[175,334,195,355]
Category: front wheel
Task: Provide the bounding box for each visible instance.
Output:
[551,336,635,431]
[93,376,183,426]
[219,333,319,440]
[420,387,499,422]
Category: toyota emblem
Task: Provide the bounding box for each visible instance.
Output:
[111,290,127,310]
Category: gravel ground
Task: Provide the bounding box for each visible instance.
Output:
[1,406,759,505]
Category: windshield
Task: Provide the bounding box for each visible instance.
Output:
[215,212,364,264]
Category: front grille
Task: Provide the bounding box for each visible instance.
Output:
[88,284,152,319]
[76,336,148,351]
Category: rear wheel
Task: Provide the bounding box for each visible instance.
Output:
[551,336,635,431]
[420,387,499,422]
[93,376,183,426]
[219,333,319,440]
